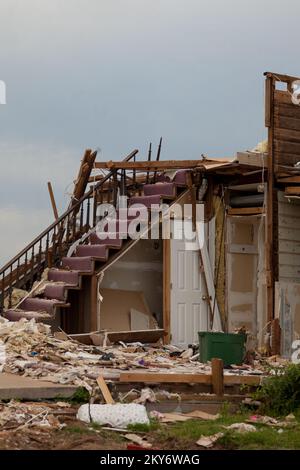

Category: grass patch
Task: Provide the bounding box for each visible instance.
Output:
[219,426,300,450]
[65,425,88,435]
[127,419,161,433]
[150,411,300,450]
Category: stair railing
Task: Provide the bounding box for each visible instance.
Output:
[0,149,138,312]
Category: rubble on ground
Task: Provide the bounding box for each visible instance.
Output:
[0,400,76,430]
[0,318,271,394]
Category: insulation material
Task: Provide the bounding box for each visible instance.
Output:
[251,140,268,153]
[0,341,5,372]
[212,196,226,324]
[4,288,28,309]
[99,288,156,331]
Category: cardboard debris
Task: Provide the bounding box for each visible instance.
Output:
[186,410,220,421]
[196,432,224,448]
[158,410,220,423]
[160,413,192,423]
[124,433,152,449]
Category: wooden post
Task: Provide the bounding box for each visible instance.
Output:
[271,318,281,356]
[47,182,59,220]
[163,238,171,344]
[186,171,196,232]
[265,74,275,330]
[211,358,224,396]
[71,149,97,209]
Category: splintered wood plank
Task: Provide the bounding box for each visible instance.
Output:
[119,372,262,386]
[97,375,115,404]
[285,186,300,195]
[277,175,300,183]
[237,152,267,168]
[107,329,165,344]
[119,373,212,384]
[227,207,264,216]
[224,375,261,386]
[94,160,231,170]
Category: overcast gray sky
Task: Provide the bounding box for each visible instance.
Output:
[0,0,299,264]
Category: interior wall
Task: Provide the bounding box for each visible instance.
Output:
[100,238,163,325]
[275,282,300,357]
[226,215,262,337]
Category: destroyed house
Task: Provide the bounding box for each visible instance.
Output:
[1,71,300,358]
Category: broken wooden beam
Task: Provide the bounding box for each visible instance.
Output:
[71,149,97,207]
[277,175,300,184]
[285,186,300,195]
[107,329,165,344]
[119,373,212,384]
[93,160,229,170]
[97,375,115,404]
[227,207,264,216]
[237,151,268,168]
[47,182,59,220]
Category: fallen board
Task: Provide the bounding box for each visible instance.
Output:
[107,329,164,344]
[119,372,262,386]
[0,373,77,400]
[97,375,114,404]
[68,329,165,345]
[119,373,212,384]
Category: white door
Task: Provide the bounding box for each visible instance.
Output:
[170,220,210,347]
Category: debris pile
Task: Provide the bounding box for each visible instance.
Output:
[0,317,270,396]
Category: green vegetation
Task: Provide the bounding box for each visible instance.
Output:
[254,364,300,416]
[68,387,90,404]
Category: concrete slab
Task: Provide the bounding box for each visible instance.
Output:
[0,373,77,400]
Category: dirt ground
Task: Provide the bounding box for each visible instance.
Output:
[1,401,300,450]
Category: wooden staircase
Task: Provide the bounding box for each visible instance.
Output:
[0,149,192,331]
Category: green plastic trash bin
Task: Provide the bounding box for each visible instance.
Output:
[198,332,246,366]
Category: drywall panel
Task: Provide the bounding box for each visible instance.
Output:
[100,239,163,323]
[99,288,155,331]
